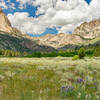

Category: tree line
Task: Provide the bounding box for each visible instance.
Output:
[0,49,27,57]
[0,46,100,58]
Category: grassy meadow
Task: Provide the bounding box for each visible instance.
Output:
[0,57,100,100]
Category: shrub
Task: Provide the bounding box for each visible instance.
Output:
[72,55,79,60]
[78,48,85,59]
[93,47,100,57]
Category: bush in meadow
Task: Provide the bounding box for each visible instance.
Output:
[78,48,85,59]
[72,55,79,60]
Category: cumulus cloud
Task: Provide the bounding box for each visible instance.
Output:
[90,0,100,19]
[0,0,16,9]
[8,0,100,34]
[8,12,47,34]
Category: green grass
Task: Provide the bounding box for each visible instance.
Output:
[0,57,100,100]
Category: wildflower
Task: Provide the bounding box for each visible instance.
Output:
[61,86,74,93]
[77,78,84,83]
[86,94,91,99]
[61,86,74,98]
[0,75,5,80]
[5,71,16,78]
[96,95,99,99]
[61,86,65,89]
[94,82,98,86]
[77,93,81,98]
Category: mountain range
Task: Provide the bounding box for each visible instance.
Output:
[0,8,56,53]
[0,8,100,53]
[34,19,100,49]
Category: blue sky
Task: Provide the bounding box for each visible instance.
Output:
[3,0,92,14]
[0,0,98,37]
[85,0,91,4]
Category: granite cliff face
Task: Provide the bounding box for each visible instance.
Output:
[0,8,13,33]
[73,19,100,39]
[0,8,25,36]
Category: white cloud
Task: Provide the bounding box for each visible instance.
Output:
[0,0,16,9]
[8,12,47,34]
[8,0,100,34]
[16,0,35,9]
[0,0,8,9]
[90,0,100,19]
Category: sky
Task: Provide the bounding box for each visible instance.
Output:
[0,0,100,37]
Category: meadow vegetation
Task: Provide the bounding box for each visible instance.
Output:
[0,57,100,100]
[0,46,96,58]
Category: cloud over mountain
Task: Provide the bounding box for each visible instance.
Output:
[7,0,100,34]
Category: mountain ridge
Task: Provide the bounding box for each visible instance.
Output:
[0,9,56,53]
[0,8,100,52]
[33,19,100,49]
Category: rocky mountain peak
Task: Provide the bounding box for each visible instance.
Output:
[73,19,100,39]
[0,8,13,33]
[0,8,27,37]
[33,19,100,49]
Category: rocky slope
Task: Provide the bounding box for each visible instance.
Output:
[0,8,56,53]
[0,33,56,53]
[33,19,100,49]
[0,8,12,33]
[0,7,100,52]
[33,33,83,49]
[73,19,100,40]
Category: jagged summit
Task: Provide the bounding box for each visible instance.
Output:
[0,8,31,39]
[33,33,83,48]
[0,8,25,37]
[33,19,100,48]
[0,8,56,53]
[73,19,100,39]
[0,8,13,33]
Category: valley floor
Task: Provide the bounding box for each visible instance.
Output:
[0,57,100,100]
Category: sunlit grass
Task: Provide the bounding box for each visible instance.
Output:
[0,57,100,100]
